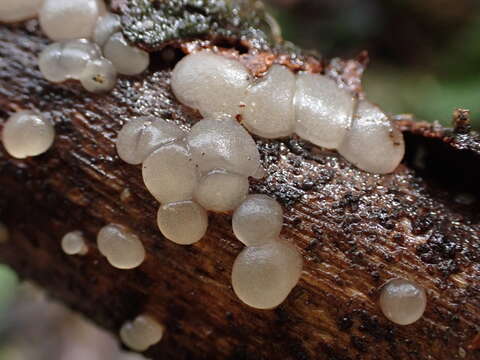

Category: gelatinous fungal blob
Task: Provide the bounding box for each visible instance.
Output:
[39,0,105,41]
[79,57,117,93]
[93,12,121,47]
[338,100,405,174]
[97,224,145,269]
[232,240,303,309]
[194,170,249,212]
[157,201,208,245]
[379,278,427,325]
[171,51,250,117]
[142,143,198,204]
[187,117,261,177]
[2,111,55,159]
[61,231,88,255]
[241,65,295,138]
[120,314,164,352]
[116,117,185,165]
[39,39,102,82]
[294,72,354,149]
[0,223,8,243]
[232,194,283,246]
[0,0,43,23]
[103,32,150,76]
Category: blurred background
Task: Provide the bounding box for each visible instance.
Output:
[1,0,480,358]
[266,0,480,128]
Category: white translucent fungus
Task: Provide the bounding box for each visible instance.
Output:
[97,224,145,269]
[116,117,185,165]
[241,65,295,138]
[338,100,405,174]
[39,39,102,82]
[0,223,8,243]
[157,201,208,245]
[294,72,354,149]
[379,278,427,325]
[79,57,117,93]
[39,0,105,41]
[187,117,261,177]
[120,314,164,352]
[232,194,283,246]
[171,51,250,117]
[61,231,88,255]
[142,143,198,203]
[94,13,121,47]
[194,170,249,212]
[232,240,303,309]
[103,32,150,76]
[2,111,55,159]
[0,0,43,23]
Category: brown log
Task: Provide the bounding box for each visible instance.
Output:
[1,9,480,360]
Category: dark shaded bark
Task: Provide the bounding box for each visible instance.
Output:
[0,5,479,360]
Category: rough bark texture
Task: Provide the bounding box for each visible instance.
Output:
[0,3,480,360]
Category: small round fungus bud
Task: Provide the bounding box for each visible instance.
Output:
[171,51,250,117]
[93,13,121,47]
[232,194,283,246]
[61,231,88,255]
[103,32,150,76]
[79,57,117,93]
[120,314,164,352]
[0,0,43,23]
[2,111,55,159]
[232,240,303,309]
[294,73,354,149]
[116,117,185,165]
[187,117,261,177]
[379,278,427,325]
[97,224,145,269]
[0,223,9,243]
[39,0,105,41]
[157,201,208,245]
[38,43,68,83]
[142,143,198,204]
[241,65,295,138]
[60,39,102,79]
[338,100,405,174]
[194,170,249,212]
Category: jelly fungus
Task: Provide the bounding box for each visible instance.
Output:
[120,314,164,352]
[61,231,88,255]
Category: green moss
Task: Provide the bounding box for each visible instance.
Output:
[121,0,274,49]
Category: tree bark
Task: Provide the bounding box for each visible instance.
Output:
[0,2,479,359]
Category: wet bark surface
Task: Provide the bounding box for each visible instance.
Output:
[0,11,479,360]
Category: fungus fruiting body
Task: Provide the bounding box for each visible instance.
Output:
[294,73,354,149]
[79,57,117,93]
[231,240,303,309]
[93,13,121,47]
[0,0,43,23]
[156,201,208,245]
[142,143,198,204]
[97,224,145,269]
[379,278,427,325]
[194,170,249,212]
[116,117,185,165]
[232,194,283,247]
[39,0,105,41]
[338,100,406,174]
[120,314,164,352]
[61,231,88,255]
[241,64,295,138]
[103,32,150,76]
[2,111,55,159]
[186,116,261,176]
[0,223,8,243]
[171,51,250,117]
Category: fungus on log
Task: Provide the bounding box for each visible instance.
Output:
[0,1,479,359]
